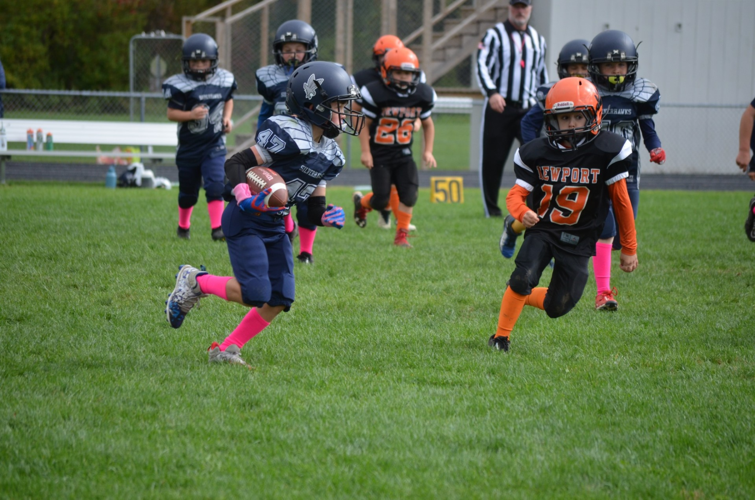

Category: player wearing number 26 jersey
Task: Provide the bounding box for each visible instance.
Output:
[488,78,638,353]
[356,47,437,247]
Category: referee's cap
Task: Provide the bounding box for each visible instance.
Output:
[510,0,532,5]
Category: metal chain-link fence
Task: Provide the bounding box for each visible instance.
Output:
[0,89,747,174]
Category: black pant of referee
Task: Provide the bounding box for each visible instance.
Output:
[480,101,528,217]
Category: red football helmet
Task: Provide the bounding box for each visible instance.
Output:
[543,77,603,149]
[380,47,421,92]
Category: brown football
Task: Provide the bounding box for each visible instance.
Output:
[245,167,288,207]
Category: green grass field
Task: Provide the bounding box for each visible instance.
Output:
[1,183,754,499]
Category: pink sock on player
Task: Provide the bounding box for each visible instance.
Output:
[220,308,270,350]
[284,213,295,233]
[593,242,613,294]
[196,274,232,301]
[299,227,317,254]
[207,200,224,229]
[178,206,193,229]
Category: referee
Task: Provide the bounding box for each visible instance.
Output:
[476,0,548,217]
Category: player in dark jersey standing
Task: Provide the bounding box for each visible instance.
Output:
[488,78,638,353]
[255,20,320,263]
[351,35,407,230]
[164,62,364,365]
[163,34,237,241]
[354,47,436,247]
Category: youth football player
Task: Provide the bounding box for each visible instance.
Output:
[351,35,420,231]
[353,47,436,247]
[735,98,755,241]
[165,62,364,365]
[489,77,638,353]
[255,19,320,263]
[501,38,591,259]
[163,33,237,241]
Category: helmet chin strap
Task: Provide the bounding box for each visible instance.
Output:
[323,125,340,139]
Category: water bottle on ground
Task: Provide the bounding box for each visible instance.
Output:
[45,132,54,151]
[106,165,117,189]
[0,122,7,152]
[35,129,44,151]
[27,129,34,150]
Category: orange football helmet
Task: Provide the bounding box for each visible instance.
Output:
[372,35,404,68]
[381,47,421,92]
[543,77,603,149]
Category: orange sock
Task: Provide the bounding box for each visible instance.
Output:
[389,186,400,214]
[525,287,547,310]
[361,192,374,210]
[395,207,412,232]
[496,286,527,338]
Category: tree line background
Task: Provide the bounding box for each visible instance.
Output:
[0,0,219,90]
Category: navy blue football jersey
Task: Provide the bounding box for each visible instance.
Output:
[600,78,660,154]
[358,81,436,163]
[514,131,632,256]
[249,115,345,220]
[255,64,294,129]
[162,69,237,161]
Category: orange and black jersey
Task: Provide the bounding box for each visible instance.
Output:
[358,81,436,163]
[509,131,634,257]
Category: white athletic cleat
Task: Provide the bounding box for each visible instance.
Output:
[165,265,207,329]
[207,342,247,365]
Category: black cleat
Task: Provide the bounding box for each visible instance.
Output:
[353,191,369,228]
[177,226,190,240]
[488,334,510,352]
[745,196,755,242]
[211,226,225,241]
[296,252,314,264]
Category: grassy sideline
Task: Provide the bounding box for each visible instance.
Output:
[1,183,754,499]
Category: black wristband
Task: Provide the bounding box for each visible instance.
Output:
[307,196,327,226]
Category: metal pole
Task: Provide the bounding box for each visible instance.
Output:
[261,6,269,67]
[345,0,354,74]
[422,0,433,83]
[140,95,146,122]
[298,0,312,24]
[335,0,346,66]
[129,36,136,122]
[469,99,483,171]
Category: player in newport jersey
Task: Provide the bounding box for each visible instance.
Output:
[164,61,364,366]
[255,20,320,263]
[163,33,237,241]
[351,35,424,231]
[501,38,591,259]
[488,78,638,353]
[354,47,437,247]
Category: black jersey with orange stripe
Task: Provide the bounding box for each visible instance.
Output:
[513,131,632,256]
[358,81,436,164]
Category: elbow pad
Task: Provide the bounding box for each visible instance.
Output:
[224,148,258,187]
[307,196,327,226]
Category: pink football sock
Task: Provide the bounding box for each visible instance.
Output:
[178,206,193,229]
[284,213,295,233]
[593,242,613,294]
[207,200,224,229]
[299,227,317,255]
[196,274,232,301]
[220,308,270,350]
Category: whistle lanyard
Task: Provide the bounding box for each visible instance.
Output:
[514,32,526,69]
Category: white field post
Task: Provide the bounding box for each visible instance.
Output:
[422,0,433,84]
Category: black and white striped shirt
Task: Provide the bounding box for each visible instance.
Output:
[476,20,548,108]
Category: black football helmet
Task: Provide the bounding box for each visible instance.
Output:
[273,20,318,70]
[286,61,364,139]
[182,33,219,81]
[556,39,590,80]
[587,30,639,92]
